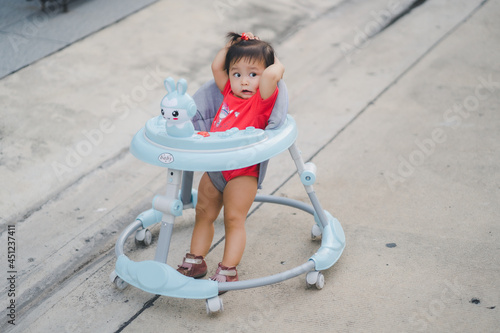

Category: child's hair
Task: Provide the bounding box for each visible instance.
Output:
[224,32,275,73]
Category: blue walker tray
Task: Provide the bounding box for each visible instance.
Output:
[130,114,298,171]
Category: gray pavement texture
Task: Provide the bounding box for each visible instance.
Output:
[1,0,499,332]
[0,0,157,79]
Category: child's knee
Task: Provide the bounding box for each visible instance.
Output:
[196,203,220,222]
[223,211,246,229]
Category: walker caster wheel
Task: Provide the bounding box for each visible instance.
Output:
[206,296,224,314]
[306,271,325,290]
[110,271,129,290]
[135,228,152,246]
[311,224,322,240]
[114,276,129,290]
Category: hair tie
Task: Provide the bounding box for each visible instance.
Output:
[241,33,249,41]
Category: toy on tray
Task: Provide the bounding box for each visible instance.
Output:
[161,77,196,138]
[110,77,345,314]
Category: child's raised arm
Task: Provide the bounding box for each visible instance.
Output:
[211,41,231,92]
[259,56,285,100]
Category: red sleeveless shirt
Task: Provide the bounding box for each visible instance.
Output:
[211,80,279,181]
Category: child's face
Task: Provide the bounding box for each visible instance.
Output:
[228,58,266,99]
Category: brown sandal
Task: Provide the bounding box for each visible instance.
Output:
[209,263,239,283]
[176,253,207,279]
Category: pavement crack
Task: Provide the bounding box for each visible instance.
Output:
[380,0,428,33]
[115,295,161,333]
[311,0,490,163]
[273,0,350,46]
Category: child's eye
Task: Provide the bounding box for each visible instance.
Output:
[250,73,257,77]
[233,73,241,78]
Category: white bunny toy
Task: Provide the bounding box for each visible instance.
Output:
[161,77,197,137]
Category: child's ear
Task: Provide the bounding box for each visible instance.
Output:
[177,78,188,95]
[164,77,175,94]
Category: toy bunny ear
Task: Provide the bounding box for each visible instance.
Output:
[177,78,188,95]
[164,77,176,93]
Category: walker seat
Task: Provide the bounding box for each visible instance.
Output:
[110,77,346,314]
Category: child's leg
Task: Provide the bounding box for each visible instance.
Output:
[221,176,258,267]
[190,173,223,257]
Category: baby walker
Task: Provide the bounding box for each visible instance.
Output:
[110,77,346,314]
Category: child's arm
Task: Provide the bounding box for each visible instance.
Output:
[211,41,231,92]
[259,56,285,100]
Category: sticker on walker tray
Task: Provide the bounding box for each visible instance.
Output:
[158,153,174,164]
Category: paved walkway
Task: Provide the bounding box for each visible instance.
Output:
[1,0,499,332]
[0,0,157,79]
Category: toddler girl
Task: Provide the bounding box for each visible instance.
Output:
[177,32,285,284]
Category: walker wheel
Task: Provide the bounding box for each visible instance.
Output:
[306,271,325,290]
[135,228,153,246]
[311,224,322,240]
[110,271,129,290]
[206,296,224,314]
[114,276,129,290]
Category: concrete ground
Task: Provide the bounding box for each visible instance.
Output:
[1,0,499,332]
[0,0,157,79]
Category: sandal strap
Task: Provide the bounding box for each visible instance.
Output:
[184,257,203,265]
[218,269,237,277]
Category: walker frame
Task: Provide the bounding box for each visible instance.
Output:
[110,80,345,314]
